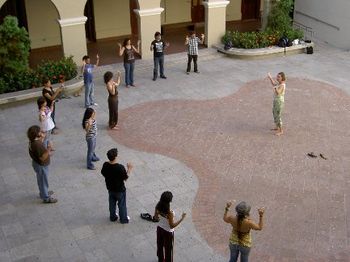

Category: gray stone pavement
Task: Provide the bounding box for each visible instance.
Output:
[0,41,350,262]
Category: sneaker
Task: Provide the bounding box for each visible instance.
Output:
[43,197,58,204]
[38,191,54,199]
[186,71,190,75]
[194,71,200,74]
[110,214,119,222]
[160,75,167,79]
[92,103,98,106]
[87,166,96,170]
[120,216,130,224]
[152,77,157,81]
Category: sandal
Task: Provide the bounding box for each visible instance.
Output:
[307,152,317,158]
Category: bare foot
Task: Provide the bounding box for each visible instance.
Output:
[275,131,283,136]
[111,126,119,130]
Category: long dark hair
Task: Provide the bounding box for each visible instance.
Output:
[123,38,131,47]
[156,191,173,216]
[82,108,94,129]
[236,213,246,241]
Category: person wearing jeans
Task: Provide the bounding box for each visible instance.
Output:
[118,38,140,88]
[27,125,57,204]
[82,54,99,108]
[101,148,133,223]
[223,201,265,262]
[150,31,169,81]
[82,108,100,170]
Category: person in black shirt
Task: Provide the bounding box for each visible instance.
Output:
[101,148,133,223]
[150,31,169,81]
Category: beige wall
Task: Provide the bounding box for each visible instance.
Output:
[226,0,241,21]
[25,0,61,49]
[94,0,131,39]
[161,0,191,25]
[294,0,350,49]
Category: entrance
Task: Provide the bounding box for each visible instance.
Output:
[191,0,204,23]
[0,0,28,30]
[84,0,96,42]
[241,0,260,20]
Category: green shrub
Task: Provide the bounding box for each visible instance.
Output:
[36,56,77,85]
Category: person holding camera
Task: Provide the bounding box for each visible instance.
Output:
[223,201,265,262]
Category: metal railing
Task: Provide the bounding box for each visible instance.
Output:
[293,20,315,40]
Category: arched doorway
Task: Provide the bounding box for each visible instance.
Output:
[84,0,96,42]
[0,0,27,30]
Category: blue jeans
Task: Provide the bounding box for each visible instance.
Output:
[108,191,128,223]
[229,243,251,262]
[124,62,134,85]
[32,161,50,201]
[86,136,99,169]
[85,82,95,107]
[43,130,52,148]
[153,55,165,79]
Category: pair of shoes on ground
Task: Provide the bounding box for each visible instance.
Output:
[110,214,130,224]
[140,213,159,223]
[307,152,327,160]
[43,197,58,204]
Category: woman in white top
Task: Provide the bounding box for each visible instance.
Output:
[37,96,55,150]
[153,191,186,262]
[268,72,286,136]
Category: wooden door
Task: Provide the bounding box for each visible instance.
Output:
[191,0,204,23]
[241,0,260,20]
[130,0,138,36]
[0,0,28,31]
[84,0,96,42]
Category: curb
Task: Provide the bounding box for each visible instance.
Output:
[215,42,315,60]
[0,78,84,106]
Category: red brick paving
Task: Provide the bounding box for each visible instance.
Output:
[109,78,350,261]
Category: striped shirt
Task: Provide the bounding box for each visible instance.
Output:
[85,119,97,139]
[187,37,202,55]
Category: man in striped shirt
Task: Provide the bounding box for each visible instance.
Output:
[185,31,205,74]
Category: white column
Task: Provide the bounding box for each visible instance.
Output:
[203,1,230,47]
[57,16,87,65]
[134,8,164,59]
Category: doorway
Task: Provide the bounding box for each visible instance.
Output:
[241,0,260,20]
[0,0,28,30]
[84,0,96,42]
[191,0,204,23]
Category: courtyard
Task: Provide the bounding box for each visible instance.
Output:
[0,41,349,262]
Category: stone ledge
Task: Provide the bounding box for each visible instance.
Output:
[215,42,315,59]
[0,77,84,106]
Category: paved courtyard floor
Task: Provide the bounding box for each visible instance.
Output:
[0,41,350,262]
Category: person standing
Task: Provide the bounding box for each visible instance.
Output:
[82,108,100,170]
[42,77,63,134]
[150,31,169,81]
[268,72,286,136]
[101,148,133,224]
[104,71,121,130]
[82,54,99,108]
[185,31,205,74]
[37,97,55,150]
[223,201,265,262]
[27,125,57,203]
[118,38,140,88]
[153,191,186,262]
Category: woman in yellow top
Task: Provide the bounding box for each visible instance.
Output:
[268,72,286,136]
[223,201,265,262]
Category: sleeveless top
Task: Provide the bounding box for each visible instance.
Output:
[158,211,175,233]
[274,83,286,102]
[229,229,252,247]
[123,47,135,64]
[42,87,54,107]
[85,119,97,139]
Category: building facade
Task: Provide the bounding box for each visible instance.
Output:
[0,0,263,64]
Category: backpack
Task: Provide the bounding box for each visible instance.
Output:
[278,37,289,48]
[224,41,233,50]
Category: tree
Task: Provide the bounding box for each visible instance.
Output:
[267,0,294,34]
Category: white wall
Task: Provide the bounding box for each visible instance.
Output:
[94,0,131,39]
[25,0,61,48]
[294,0,350,49]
